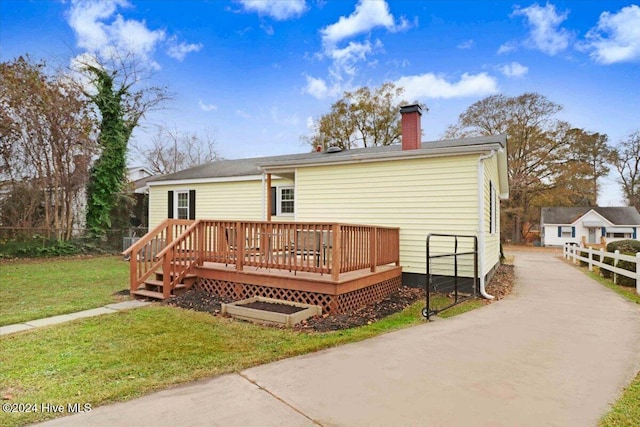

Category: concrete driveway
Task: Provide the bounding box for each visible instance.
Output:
[41,249,640,427]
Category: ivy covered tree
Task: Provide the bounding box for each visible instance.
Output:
[81,56,169,236]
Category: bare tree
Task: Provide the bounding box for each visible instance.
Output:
[445,93,570,242]
[131,126,219,175]
[0,56,96,238]
[613,130,640,209]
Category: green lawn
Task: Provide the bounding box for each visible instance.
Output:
[0,255,484,426]
[600,371,640,427]
[0,256,129,326]
[0,301,440,426]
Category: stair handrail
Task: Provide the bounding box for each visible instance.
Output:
[124,219,173,294]
[124,219,193,295]
[122,219,171,258]
[154,219,202,298]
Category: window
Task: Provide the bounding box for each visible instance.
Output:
[562,231,573,237]
[607,232,630,239]
[177,191,189,219]
[279,186,295,215]
[168,190,195,220]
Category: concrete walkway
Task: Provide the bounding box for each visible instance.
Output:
[0,300,151,335]
[39,250,640,426]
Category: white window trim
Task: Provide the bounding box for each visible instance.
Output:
[176,190,190,220]
[277,186,295,216]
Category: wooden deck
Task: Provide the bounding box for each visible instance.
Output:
[196,262,402,314]
[123,219,402,313]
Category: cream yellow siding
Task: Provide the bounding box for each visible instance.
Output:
[295,154,481,275]
[482,154,501,274]
[148,177,293,228]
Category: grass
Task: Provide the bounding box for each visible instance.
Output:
[0,256,485,426]
[584,269,640,305]
[600,371,640,427]
[566,260,640,426]
[0,256,128,326]
[0,296,482,426]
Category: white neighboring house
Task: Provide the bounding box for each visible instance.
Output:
[127,166,155,227]
[541,207,640,247]
[128,166,154,193]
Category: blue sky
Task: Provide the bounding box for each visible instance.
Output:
[1,0,639,205]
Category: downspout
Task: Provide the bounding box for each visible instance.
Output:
[477,150,497,300]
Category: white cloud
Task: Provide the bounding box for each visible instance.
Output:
[328,40,377,78]
[497,41,517,55]
[499,62,528,78]
[198,100,218,112]
[457,39,474,50]
[511,3,571,55]
[320,0,407,47]
[67,0,165,67]
[305,1,413,101]
[306,116,315,132]
[395,72,499,99]
[303,75,331,99]
[67,0,202,68]
[167,39,203,61]
[238,0,307,20]
[581,5,640,64]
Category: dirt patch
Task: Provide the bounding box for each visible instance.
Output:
[166,264,515,331]
[239,301,306,314]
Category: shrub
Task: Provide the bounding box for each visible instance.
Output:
[601,240,640,287]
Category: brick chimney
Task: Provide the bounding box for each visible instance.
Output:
[400,104,422,150]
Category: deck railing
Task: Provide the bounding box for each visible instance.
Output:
[124,219,400,295]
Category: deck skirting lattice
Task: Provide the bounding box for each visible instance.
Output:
[197,275,402,314]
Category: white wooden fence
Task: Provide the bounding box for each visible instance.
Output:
[564,243,640,295]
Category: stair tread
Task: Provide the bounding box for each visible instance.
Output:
[144,280,187,289]
[154,271,197,278]
[132,289,165,299]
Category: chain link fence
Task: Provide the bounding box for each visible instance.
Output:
[0,226,148,258]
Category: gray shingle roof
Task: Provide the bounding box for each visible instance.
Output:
[541,206,640,225]
[147,135,506,183]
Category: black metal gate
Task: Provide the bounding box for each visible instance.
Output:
[422,233,479,320]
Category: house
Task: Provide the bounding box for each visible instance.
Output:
[129,105,509,312]
[540,206,640,247]
[127,166,155,227]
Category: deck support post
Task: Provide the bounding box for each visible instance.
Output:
[370,227,377,272]
[197,222,204,266]
[236,221,245,272]
[266,173,272,222]
[331,224,341,281]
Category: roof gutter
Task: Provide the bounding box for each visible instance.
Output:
[258,142,506,173]
[478,150,497,300]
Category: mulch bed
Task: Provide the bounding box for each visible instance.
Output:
[239,301,306,314]
[165,264,515,331]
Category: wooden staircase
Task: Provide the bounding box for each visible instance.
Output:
[132,269,198,300]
